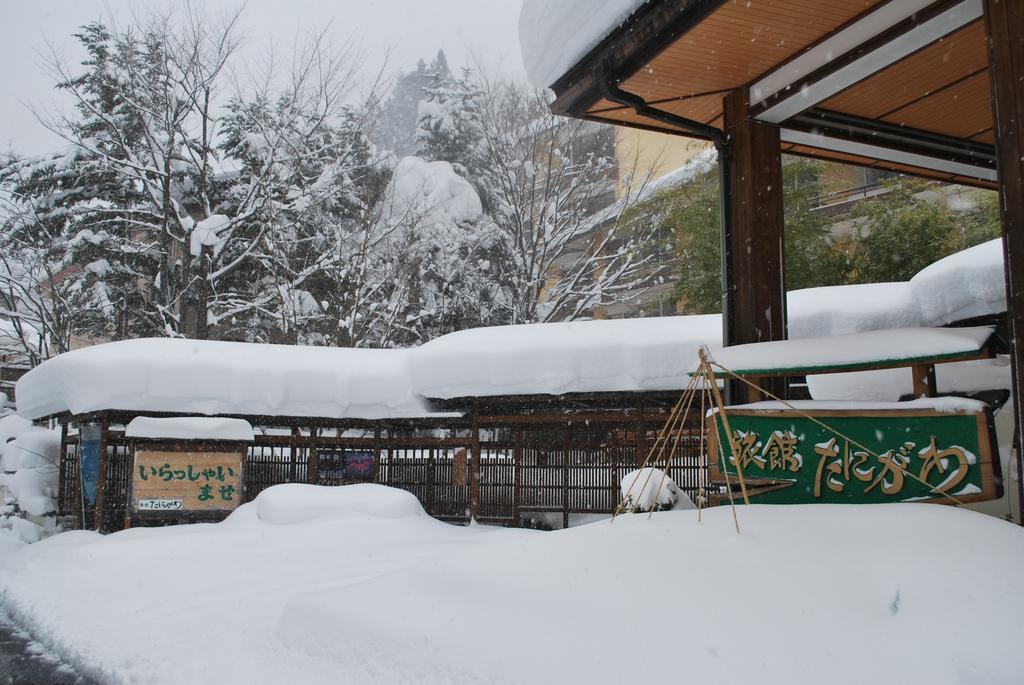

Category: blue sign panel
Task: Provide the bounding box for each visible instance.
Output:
[79,424,102,506]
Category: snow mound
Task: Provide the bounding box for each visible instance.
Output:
[619,468,694,511]
[253,483,426,525]
[2,501,1023,683]
[0,413,32,448]
[125,416,254,442]
[519,0,651,88]
[0,428,59,472]
[911,238,1005,324]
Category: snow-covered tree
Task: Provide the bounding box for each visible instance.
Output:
[206,34,388,345]
[0,149,124,361]
[372,156,501,346]
[415,68,487,194]
[471,79,669,323]
[37,8,242,339]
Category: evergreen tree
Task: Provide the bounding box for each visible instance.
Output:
[374,51,452,158]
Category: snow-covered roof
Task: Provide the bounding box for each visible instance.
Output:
[723,396,989,414]
[519,0,651,88]
[15,338,438,422]
[125,417,255,442]
[15,238,1009,419]
[706,326,993,376]
[411,315,722,400]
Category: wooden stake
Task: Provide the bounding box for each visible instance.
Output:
[612,372,699,521]
[700,349,750,505]
[648,377,700,519]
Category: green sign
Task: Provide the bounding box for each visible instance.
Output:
[708,407,1001,505]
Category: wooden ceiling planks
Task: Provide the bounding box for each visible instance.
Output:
[572,0,996,187]
[600,0,876,124]
[818,18,993,141]
[879,70,993,139]
[820,20,988,119]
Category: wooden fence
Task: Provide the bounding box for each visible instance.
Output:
[58,416,708,531]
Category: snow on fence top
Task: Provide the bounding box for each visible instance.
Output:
[411,315,723,400]
[705,326,993,377]
[518,0,651,88]
[15,338,435,422]
[786,238,1004,338]
[910,237,1005,325]
[125,417,255,442]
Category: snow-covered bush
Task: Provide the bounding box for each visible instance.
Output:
[618,467,695,513]
[0,414,61,547]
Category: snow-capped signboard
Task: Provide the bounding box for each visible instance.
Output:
[133,448,244,513]
[707,400,1001,505]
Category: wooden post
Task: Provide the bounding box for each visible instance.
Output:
[911,364,938,398]
[984,0,1024,524]
[373,428,382,484]
[721,89,787,402]
[308,425,318,485]
[470,407,481,521]
[562,429,571,529]
[92,416,109,532]
[512,427,522,527]
[57,421,68,520]
[747,377,764,402]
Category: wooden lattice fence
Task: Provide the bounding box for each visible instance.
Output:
[57,414,707,531]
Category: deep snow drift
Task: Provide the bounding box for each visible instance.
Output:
[1,484,1022,685]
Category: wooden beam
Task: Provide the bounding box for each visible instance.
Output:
[722,90,787,401]
[780,126,996,184]
[984,0,1024,524]
[470,407,481,521]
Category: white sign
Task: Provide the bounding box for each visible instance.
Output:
[137,498,184,511]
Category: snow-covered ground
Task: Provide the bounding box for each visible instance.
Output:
[1,484,1023,684]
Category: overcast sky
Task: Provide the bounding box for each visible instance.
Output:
[0,0,526,155]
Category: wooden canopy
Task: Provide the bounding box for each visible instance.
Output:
[538,0,1024,520]
[550,0,998,188]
